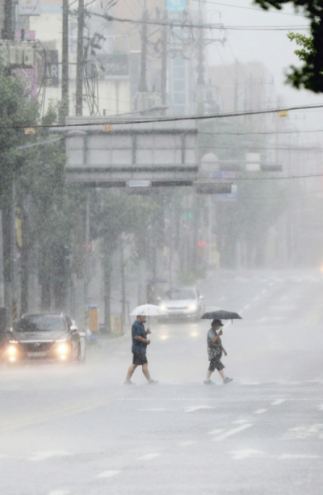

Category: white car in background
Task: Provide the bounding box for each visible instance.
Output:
[158,287,205,322]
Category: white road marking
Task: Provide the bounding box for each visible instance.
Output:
[213,424,252,441]
[230,449,266,460]
[253,296,260,301]
[177,441,196,446]
[284,424,323,439]
[257,317,268,322]
[254,409,268,414]
[279,454,320,460]
[29,451,72,462]
[261,290,267,294]
[138,453,161,461]
[318,405,323,411]
[97,470,120,478]
[185,406,215,413]
[233,419,248,424]
[243,305,250,310]
[208,429,224,435]
[272,399,286,406]
[48,491,71,495]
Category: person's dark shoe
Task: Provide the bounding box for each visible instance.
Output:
[223,378,233,384]
[149,380,158,384]
[204,380,215,385]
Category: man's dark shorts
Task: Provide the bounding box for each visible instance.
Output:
[208,357,225,372]
[133,353,148,366]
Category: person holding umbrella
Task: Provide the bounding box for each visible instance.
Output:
[125,306,159,384]
[204,319,233,385]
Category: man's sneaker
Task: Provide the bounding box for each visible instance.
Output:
[124,381,135,385]
[204,380,215,385]
[149,380,158,385]
[223,377,233,384]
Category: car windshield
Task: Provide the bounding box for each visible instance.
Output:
[164,289,197,300]
[15,315,66,333]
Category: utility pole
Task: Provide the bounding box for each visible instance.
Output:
[3,0,13,40]
[196,4,205,115]
[84,197,90,329]
[120,237,126,330]
[76,0,85,116]
[62,0,69,110]
[139,5,148,92]
[161,9,168,106]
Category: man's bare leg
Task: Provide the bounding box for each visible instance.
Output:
[125,364,137,383]
[142,363,152,382]
[205,370,212,381]
[219,369,227,380]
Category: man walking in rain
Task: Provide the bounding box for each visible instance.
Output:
[125,315,157,384]
[204,319,233,385]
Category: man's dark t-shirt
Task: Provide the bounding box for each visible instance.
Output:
[132,320,147,354]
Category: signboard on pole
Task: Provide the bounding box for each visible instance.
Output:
[18,0,41,16]
[167,0,186,12]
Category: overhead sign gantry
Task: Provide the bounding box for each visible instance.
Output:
[64,117,199,188]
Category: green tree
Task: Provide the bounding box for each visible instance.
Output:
[0,65,38,317]
[254,0,323,92]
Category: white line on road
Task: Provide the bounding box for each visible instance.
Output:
[185,406,215,413]
[230,449,266,460]
[138,453,161,461]
[29,451,72,462]
[213,424,252,441]
[318,405,323,411]
[254,409,268,414]
[233,419,248,424]
[243,305,250,310]
[97,471,120,478]
[272,399,286,406]
[48,491,71,495]
[208,429,224,435]
[177,441,196,446]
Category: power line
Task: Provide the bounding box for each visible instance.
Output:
[193,0,303,18]
[199,129,323,135]
[217,173,323,181]
[87,11,308,31]
[199,145,323,151]
[7,102,323,130]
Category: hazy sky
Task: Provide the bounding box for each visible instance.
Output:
[203,0,323,134]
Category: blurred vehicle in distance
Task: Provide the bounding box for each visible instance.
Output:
[158,287,205,322]
[1,313,86,364]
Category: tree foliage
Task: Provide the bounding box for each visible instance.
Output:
[254,0,323,92]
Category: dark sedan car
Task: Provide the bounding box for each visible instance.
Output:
[2,313,85,364]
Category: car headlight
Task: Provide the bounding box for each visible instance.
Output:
[57,343,69,355]
[7,345,17,356]
[159,304,168,312]
[188,303,197,312]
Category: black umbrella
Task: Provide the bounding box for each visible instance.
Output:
[201,310,242,320]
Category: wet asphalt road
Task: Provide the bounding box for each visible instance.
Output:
[0,270,322,495]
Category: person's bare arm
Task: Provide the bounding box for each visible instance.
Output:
[146,328,151,335]
[221,346,227,356]
[135,336,150,344]
[211,329,223,343]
